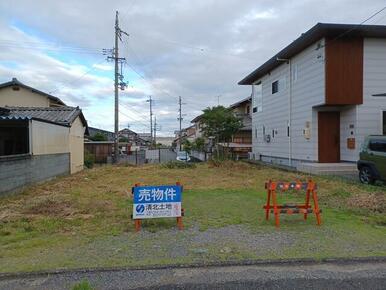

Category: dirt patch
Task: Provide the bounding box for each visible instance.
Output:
[22,196,74,217]
[347,192,386,213]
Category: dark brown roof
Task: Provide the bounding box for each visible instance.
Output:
[0,78,66,106]
[229,96,252,109]
[239,23,386,85]
[0,106,88,133]
[191,114,203,123]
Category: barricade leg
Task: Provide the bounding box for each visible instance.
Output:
[265,189,271,220]
[176,217,183,230]
[135,219,141,232]
[304,189,310,220]
[272,189,279,227]
[312,190,322,225]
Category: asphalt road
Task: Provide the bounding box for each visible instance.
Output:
[0,260,385,290]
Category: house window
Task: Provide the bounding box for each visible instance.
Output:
[383,111,386,135]
[272,81,279,94]
[254,83,262,112]
[246,105,250,114]
[0,120,29,156]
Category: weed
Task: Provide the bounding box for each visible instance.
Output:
[160,161,196,169]
[72,280,94,290]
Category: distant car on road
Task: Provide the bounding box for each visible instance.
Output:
[176,151,191,162]
[357,135,386,184]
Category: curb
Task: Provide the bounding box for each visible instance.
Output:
[1,256,385,280]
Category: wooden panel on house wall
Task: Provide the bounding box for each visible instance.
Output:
[325,37,363,105]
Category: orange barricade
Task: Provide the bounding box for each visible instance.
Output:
[263,179,322,227]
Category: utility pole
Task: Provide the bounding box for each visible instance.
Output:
[178,96,182,151]
[106,11,129,163]
[113,11,119,163]
[216,95,221,106]
[147,96,153,146]
[153,115,157,145]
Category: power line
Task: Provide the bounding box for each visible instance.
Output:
[119,109,150,129]
[120,102,151,123]
[49,58,108,95]
[0,39,103,54]
[128,33,255,61]
[319,5,386,49]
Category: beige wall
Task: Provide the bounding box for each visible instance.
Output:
[0,87,50,107]
[31,117,85,174]
[69,116,85,174]
[31,120,69,155]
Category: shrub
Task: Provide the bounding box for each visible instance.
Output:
[84,150,95,169]
[72,280,94,290]
[161,161,196,169]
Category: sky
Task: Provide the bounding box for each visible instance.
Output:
[1,0,386,136]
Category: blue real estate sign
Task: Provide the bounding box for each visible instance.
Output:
[133,185,182,219]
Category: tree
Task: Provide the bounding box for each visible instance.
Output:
[200,106,243,158]
[182,139,192,153]
[90,132,107,141]
[192,137,205,151]
[119,136,129,143]
[200,106,242,142]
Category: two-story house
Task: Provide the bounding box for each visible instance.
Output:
[218,96,252,159]
[239,23,386,171]
[0,78,88,194]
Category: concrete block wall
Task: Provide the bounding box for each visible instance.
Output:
[0,153,70,195]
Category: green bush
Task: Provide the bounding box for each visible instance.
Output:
[72,280,94,290]
[84,150,95,169]
[161,161,196,169]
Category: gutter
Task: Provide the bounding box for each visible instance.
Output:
[277,58,292,167]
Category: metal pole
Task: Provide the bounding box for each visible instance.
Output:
[154,115,157,145]
[147,96,153,147]
[179,96,182,151]
[114,11,119,163]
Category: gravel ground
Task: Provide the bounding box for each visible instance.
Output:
[0,260,385,289]
[75,224,297,263]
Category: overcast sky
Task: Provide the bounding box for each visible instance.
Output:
[1,0,386,136]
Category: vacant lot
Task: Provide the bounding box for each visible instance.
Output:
[0,161,385,273]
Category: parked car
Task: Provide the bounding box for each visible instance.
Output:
[357,135,386,184]
[176,151,191,162]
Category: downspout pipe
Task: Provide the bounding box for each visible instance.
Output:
[276,57,292,167]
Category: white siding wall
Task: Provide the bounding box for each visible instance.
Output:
[356,38,386,151]
[252,39,325,165]
[340,106,358,161]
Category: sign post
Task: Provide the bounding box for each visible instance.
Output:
[132,182,184,231]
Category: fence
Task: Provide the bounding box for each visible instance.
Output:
[191,150,211,162]
[118,148,177,165]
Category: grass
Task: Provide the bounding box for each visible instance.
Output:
[0,161,385,273]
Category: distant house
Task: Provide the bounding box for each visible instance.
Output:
[218,96,252,159]
[239,23,386,168]
[0,78,88,195]
[119,128,139,143]
[191,115,204,139]
[173,125,196,148]
[87,127,114,141]
[137,133,152,145]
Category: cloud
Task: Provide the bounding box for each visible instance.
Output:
[0,0,386,135]
[92,63,113,71]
